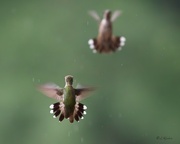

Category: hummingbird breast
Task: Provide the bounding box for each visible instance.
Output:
[63,86,76,118]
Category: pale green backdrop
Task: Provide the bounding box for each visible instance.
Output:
[0,0,180,144]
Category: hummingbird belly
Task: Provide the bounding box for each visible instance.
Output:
[64,104,75,118]
[98,27,112,39]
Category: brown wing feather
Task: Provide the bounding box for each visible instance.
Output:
[111,10,121,22]
[37,83,63,101]
[88,10,101,22]
[75,85,95,101]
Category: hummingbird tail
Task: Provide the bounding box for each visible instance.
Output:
[73,102,87,122]
[49,102,65,122]
[88,36,126,53]
[112,36,126,51]
[49,102,87,123]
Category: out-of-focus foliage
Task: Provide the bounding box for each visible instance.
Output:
[0,0,179,144]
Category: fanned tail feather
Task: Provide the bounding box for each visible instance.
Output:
[49,102,87,123]
[49,102,65,122]
[73,102,87,122]
[88,36,126,53]
[113,36,126,51]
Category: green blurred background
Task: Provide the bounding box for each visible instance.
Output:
[0,0,180,144]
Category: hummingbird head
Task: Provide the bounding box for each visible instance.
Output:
[65,75,73,86]
[103,10,111,20]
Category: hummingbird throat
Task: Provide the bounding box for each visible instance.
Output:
[65,81,73,86]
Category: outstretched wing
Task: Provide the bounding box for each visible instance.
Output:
[75,84,95,101]
[88,10,101,22]
[37,83,63,101]
[111,10,121,22]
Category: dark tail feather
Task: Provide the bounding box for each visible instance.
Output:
[74,114,79,122]
[59,113,65,122]
[49,102,65,122]
[74,102,87,122]
[54,110,61,117]
[88,38,105,53]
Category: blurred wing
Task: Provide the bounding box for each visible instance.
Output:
[75,84,95,101]
[37,83,63,101]
[111,10,121,22]
[88,10,101,22]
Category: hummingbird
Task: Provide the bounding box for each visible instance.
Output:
[37,75,94,123]
[88,9,126,53]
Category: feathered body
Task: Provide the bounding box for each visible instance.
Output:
[88,10,126,53]
[37,75,94,123]
[63,85,76,118]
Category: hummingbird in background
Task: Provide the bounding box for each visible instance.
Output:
[88,9,126,53]
[37,75,95,123]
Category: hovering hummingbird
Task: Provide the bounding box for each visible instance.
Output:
[37,75,94,123]
[88,9,126,53]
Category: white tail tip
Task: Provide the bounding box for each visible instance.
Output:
[83,105,87,109]
[118,47,122,51]
[49,104,54,109]
[120,36,126,42]
[50,110,54,114]
[90,44,95,49]
[93,49,97,53]
[88,39,94,45]
[120,41,125,47]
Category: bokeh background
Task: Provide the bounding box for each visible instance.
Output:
[0,0,180,144]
